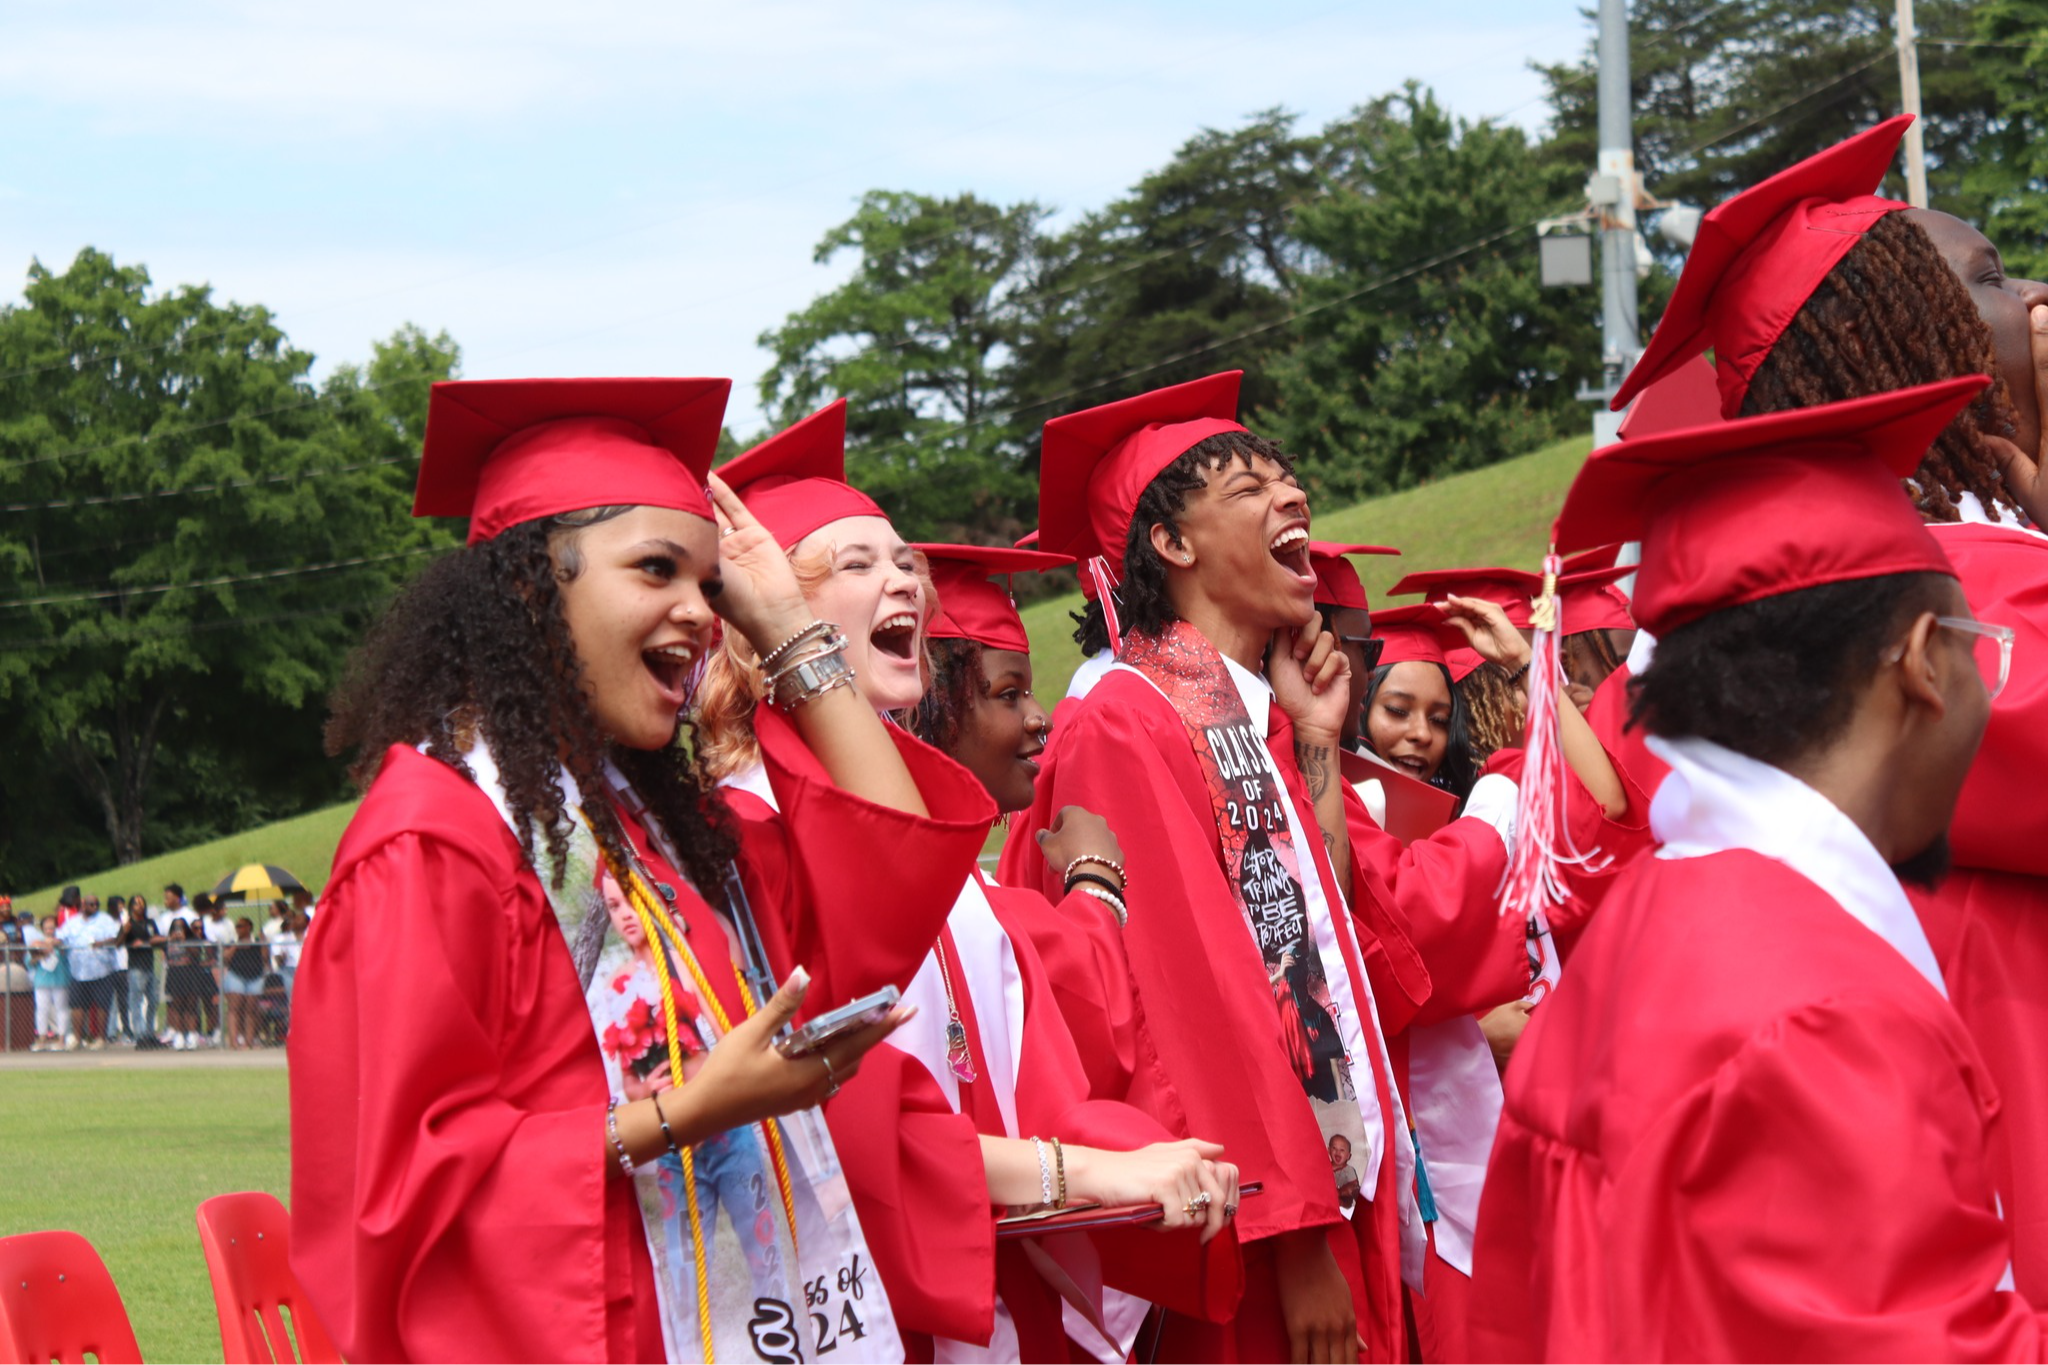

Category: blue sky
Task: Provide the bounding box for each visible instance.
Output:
[1,0,1596,433]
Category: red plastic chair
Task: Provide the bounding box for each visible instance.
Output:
[195,1193,342,1364]
[0,1229,143,1364]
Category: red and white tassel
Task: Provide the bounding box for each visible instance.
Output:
[1497,551,1611,974]
[1087,555,1125,657]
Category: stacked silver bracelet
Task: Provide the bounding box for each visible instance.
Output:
[761,624,856,711]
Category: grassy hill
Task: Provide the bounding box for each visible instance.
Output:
[17,431,1592,915]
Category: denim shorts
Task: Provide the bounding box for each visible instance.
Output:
[221,971,264,996]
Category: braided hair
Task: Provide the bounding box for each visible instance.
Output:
[909,636,986,755]
[326,511,738,900]
[1742,211,2023,523]
[1072,432,1299,653]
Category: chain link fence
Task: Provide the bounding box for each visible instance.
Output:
[0,938,297,1053]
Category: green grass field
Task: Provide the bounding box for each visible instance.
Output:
[20,431,1592,916]
[0,1067,289,1362]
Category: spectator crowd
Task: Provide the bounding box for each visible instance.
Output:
[0,883,314,1051]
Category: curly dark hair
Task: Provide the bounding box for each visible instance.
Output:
[909,636,985,756]
[1072,431,1298,654]
[325,512,737,899]
[1742,212,2022,524]
[1630,571,1954,767]
[1361,662,1480,800]
[1456,662,1527,768]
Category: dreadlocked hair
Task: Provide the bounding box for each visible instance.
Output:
[326,510,737,900]
[909,636,986,756]
[1362,662,1480,800]
[1742,211,2023,524]
[1071,431,1299,653]
[1456,662,1528,768]
[1630,571,1954,767]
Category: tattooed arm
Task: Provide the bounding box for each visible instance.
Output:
[1295,736,1352,893]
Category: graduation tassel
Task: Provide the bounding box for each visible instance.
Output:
[1087,555,1125,656]
[1496,548,1608,985]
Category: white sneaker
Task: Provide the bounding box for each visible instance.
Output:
[63,1034,78,1051]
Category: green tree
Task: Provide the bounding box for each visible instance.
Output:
[1263,86,1596,502]
[1963,0,2048,277]
[1009,110,1320,441]
[755,192,1046,542]
[0,249,458,873]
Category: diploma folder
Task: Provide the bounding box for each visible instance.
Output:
[1339,749,1458,843]
[995,1181,1264,1239]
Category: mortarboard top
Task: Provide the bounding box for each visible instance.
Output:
[1369,603,1468,673]
[714,400,885,550]
[1557,375,1984,636]
[1557,564,1638,634]
[1386,567,1544,631]
[917,543,1074,655]
[1038,372,1248,569]
[1617,355,1725,440]
[414,377,730,545]
[1611,116,1913,417]
[1310,542,1401,612]
[1561,544,1624,574]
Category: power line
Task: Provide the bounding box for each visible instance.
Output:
[1,458,409,514]
[0,546,445,610]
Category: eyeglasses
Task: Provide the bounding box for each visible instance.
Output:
[1338,635,1386,675]
[1936,616,2015,701]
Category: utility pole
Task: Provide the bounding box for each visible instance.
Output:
[1585,0,1641,445]
[1895,0,1929,207]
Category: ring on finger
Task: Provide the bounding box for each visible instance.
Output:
[1223,1202,1237,1220]
[819,1053,840,1099]
[1181,1190,1213,1218]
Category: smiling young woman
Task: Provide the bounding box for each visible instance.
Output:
[696,410,1240,1363]
[290,377,998,1364]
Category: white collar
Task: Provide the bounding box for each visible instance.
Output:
[1948,491,2048,540]
[1648,735,1946,997]
[1219,651,1274,728]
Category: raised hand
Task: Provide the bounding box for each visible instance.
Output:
[705,473,817,656]
[1036,805,1125,892]
[1439,594,1534,672]
[1267,625,1351,746]
[1986,303,2048,528]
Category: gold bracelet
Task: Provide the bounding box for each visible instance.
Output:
[1050,1136,1068,1208]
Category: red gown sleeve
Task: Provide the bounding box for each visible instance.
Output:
[290,818,624,1363]
[1477,997,2048,1362]
[730,707,994,1011]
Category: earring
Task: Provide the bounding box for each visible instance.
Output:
[1183,553,1193,564]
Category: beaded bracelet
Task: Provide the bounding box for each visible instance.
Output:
[1075,882,1128,928]
[763,627,846,682]
[652,1090,681,1156]
[759,619,833,672]
[1032,1137,1055,1208]
[606,1104,635,1176]
[1504,661,1531,686]
[1062,853,1126,885]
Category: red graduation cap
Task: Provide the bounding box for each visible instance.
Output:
[714,400,885,550]
[1386,566,1544,630]
[1611,116,1913,417]
[1617,354,1725,440]
[1368,602,1483,677]
[917,543,1073,654]
[1561,544,1623,574]
[1309,542,1400,612]
[1038,372,1248,569]
[1558,564,1638,634]
[415,377,730,544]
[1557,375,1984,636]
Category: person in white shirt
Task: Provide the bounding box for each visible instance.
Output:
[264,903,305,1006]
[57,895,119,1049]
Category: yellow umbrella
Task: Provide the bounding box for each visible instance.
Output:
[210,863,308,905]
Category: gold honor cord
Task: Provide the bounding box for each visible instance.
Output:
[598,845,804,1362]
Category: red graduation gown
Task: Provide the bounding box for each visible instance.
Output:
[1470,850,2046,1362]
[809,881,1171,1364]
[1911,521,2048,1305]
[999,671,1411,1363]
[288,712,992,1364]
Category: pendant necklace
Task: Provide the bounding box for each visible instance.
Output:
[934,937,978,1083]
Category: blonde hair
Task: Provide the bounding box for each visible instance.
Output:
[691,539,940,782]
[1457,662,1527,768]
